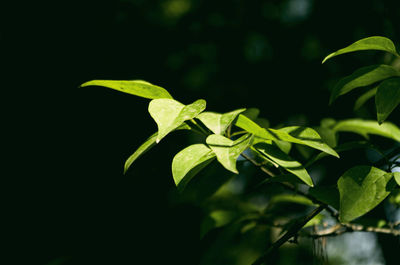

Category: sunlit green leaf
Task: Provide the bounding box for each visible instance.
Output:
[354,87,377,110]
[329,65,400,104]
[124,123,191,174]
[322,36,400,64]
[81,79,173,99]
[333,119,400,142]
[236,115,338,157]
[338,166,393,223]
[197,108,246,135]
[172,144,216,191]
[394,172,400,186]
[149,98,206,142]
[375,77,400,124]
[206,134,254,174]
[254,143,314,187]
[278,126,339,158]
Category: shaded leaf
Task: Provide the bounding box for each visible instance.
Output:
[329,64,400,104]
[81,79,172,99]
[333,119,400,142]
[354,87,377,110]
[197,108,246,135]
[269,194,314,206]
[309,186,340,210]
[149,98,206,142]
[172,144,216,191]
[124,123,191,174]
[200,210,237,238]
[206,134,254,173]
[375,77,400,124]
[338,166,393,223]
[322,36,400,64]
[242,108,260,120]
[254,143,314,186]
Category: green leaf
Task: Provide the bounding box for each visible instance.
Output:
[124,123,191,174]
[309,186,340,210]
[149,98,206,142]
[338,166,393,223]
[80,79,173,99]
[206,134,254,174]
[172,144,216,191]
[197,108,246,135]
[278,126,339,158]
[242,108,260,120]
[354,87,377,110]
[322,36,400,64]
[329,65,400,104]
[269,194,314,206]
[200,210,237,238]
[254,143,314,187]
[394,172,400,186]
[375,77,400,124]
[236,115,338,157]
[333,119,400,142]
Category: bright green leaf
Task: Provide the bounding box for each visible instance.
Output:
[254,143,314,187]
[206,134,254,174]
[149,98,206,142]
[375,77,400,124]
[333,119,400,142]
[394,172,400,186]
[80,79,173,99]
[172,144,216,191]
[197,108,246,135]
[338,166,393,223]
[354,87,377,110]
[329,65,400,104]
[278,126,339,158]
[124,123,191,174]
[236,115,338,157]
[322,36,400,64]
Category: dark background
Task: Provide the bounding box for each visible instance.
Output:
[4,0,400,264]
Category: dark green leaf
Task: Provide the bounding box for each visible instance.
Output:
[375,77,400,124]
[329,65,400,104]
[354,87,377,110]
[242,108,260,120]
[338,166,393,223]
[333,119,400,142]
[322,36,400,64]
[172,144,216,191]
[206,134,254,173]
[80,80,173,99]
[255,143,314,187]
[148,98,206,142]
[197,108,246,135]
[309,186,340,210]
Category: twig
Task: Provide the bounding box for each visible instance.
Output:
[252,205,325,265]
[306,223,400,238]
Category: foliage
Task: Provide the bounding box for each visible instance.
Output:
[83,36,400,265]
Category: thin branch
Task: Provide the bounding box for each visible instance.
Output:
[252,205,325,265]
[306,223,400,238]
[240,152,276,178]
